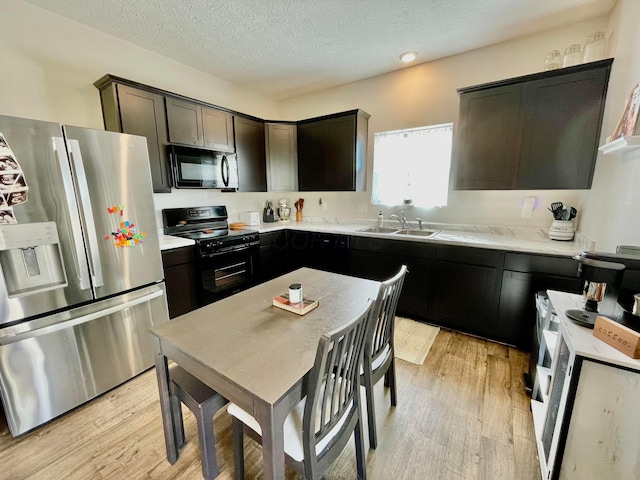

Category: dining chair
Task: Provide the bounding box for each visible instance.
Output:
[362,264,408,449]
[169,365,228,480]
[227,298,376,480]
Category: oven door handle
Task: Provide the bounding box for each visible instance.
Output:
[200,243,259,258]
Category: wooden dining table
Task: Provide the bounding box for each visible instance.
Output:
[150,267,381,479]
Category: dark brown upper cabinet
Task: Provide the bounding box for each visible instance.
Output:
[95,75,371,194]
[297,110,369,191]
[202,107,235,152]
[454,59,612,190]
[166,98,234,152]
[234,116,266,191]
[94,76,171,193]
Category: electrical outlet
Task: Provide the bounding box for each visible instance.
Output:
[522,196,535,219]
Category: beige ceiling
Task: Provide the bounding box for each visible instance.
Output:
[26,0,616,100]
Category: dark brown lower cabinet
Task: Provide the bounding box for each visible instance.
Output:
[254,231,584,349]
[162,246,198,319]
[497,253,582,348]
[429,245,504,338]
[349,237,433,320]
[258,231,289,282]
[286,231,350,275]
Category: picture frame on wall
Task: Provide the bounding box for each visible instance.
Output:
[611,83,640,140]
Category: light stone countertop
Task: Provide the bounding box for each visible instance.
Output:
[159,216,594,256]
[159,234,195,251]
[547,290,640,372]
[254,217,593,257]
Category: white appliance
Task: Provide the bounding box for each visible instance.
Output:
[239,211,261,225]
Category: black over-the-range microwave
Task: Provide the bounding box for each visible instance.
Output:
[169,145,239,189]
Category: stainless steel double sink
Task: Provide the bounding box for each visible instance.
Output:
[357,226,439,238]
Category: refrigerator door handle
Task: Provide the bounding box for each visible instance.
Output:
[67,139,104,288]
[0,288,163,345]
[53,137,91,291]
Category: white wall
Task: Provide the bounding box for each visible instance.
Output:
[279,16,611,229]
[579,0,640,252]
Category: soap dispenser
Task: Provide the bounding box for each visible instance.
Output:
[377,211,384,227]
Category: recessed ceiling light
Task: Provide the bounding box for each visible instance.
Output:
[399,51,418,63]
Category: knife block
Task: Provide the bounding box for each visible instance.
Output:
[262,209,276,223]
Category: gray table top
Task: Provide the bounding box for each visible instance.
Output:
[151,267,381,406]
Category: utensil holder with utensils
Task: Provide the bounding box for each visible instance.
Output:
[294,197,304,222]
[548,201,576,241]
[548,220,575,241]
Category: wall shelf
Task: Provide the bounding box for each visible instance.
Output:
[598,135,640,155]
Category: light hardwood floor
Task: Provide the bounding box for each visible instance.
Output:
[0,329,541,480]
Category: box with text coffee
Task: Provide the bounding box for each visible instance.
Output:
[593,315,640,359]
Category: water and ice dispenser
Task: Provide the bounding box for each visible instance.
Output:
[0,222,67,297]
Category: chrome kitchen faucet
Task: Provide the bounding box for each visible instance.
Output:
[389,211,409,229]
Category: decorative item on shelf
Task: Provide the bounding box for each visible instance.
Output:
[294,197,304,222]
[544,50,561,71]
[547,201,576,241]
[583,31,606,63]
[562,44,582,67]
[611,83,640,141]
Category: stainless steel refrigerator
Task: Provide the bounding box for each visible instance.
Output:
[0,114,169,436]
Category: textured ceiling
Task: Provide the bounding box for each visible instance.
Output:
[26,0,616,100]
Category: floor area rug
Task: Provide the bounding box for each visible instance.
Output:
[394,317,440,365]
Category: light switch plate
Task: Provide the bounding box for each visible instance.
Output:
[522,196,535,219]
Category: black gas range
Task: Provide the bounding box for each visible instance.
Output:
[163,206,259,253]
[163,206,260,306]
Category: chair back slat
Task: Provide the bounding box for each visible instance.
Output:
[369,266,408,363]
[303,298,375,459]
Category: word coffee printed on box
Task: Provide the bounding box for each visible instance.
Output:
[593,315,640,359]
